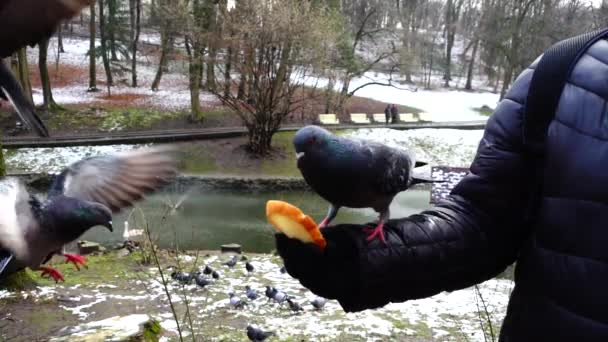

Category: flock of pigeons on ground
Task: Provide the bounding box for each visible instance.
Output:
[169,254,328,341]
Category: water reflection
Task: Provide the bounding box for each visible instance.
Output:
[82,187,433,253]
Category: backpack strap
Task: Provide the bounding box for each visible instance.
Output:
[522,28,608,227]
[523,28,608,152]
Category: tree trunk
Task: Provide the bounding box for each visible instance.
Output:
[99,0,113,89]
[89,1,98,91]
[130,0,141,87]
[247,123,274,155]
[38,38,59,110]
[224,45,232,97]
[108,0,118,61]
[151,10,172,91]
[57,24,65,53]
[465,38,479,91]
[16,49,33,104]
[186,34,203,119]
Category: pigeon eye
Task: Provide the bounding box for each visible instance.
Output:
[308,136,317,144]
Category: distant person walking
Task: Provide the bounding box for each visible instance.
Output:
[384,105,391,125]
[390,104,398,124]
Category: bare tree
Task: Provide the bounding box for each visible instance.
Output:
[214,0,337,155]
[129,0,141,87]
[38,38,60,110]
[89,1,98,92]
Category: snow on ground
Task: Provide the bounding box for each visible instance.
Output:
[27,37,220,111]
[28,36,499,121]
[5,144,147,174]
[348,128,484,167]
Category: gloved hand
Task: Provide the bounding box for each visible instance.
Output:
[275,224,362,298]
[275,223,390,311]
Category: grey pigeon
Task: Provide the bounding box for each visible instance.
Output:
[293,125,439,243]
[229,292,247,309]
[265,286,275,300]
[286,298,304,313]
[212,270,220,279]
[194,273,211,288]
[171,271,194,285]
[246,325,275,342]
[224,255,238,268]
[245,285,258,300]
[245,261,254,273]
[0,145,178,282]
[310,297,327,310]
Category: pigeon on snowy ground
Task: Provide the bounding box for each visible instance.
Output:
[0,145,178,282]
[212,270,220,279]
[241,255,248,261]
[194,273,211,288]
[265,286,275,301]
[224,255,238,268]
[202,265,213,275]
[279,266,286,274]
[171,271,194,285]
[270,287,289,305]
[293,125,441,243]
[245,285,258,300]
[245,261,254,273]
[229,292,247,309]
[310,297,327,310]
[246,325,275,342]
[286,298,304,313]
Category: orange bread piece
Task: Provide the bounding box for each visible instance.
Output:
[266,200,327,250]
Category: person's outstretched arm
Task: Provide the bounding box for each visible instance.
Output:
[276,63,538,312]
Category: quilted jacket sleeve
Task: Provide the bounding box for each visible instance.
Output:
[338,65,538,312]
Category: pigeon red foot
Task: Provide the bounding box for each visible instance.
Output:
[39,266,65,283]
[63,253,88,271]
[364,222,387,243]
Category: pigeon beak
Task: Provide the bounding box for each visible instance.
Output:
[296,152,305,160]
[106,220,113,232]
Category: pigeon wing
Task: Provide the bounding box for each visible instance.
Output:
[0,178,39,262]
[49,145,178,212]
[365,142,414,195]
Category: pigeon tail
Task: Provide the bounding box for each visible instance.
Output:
[0,252,13,276]
[0,63,49,137]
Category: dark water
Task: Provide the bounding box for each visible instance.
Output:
[81,187,433,253]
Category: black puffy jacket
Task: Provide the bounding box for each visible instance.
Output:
[343,38,608,341]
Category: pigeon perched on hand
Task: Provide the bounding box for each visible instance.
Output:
[293,125,439,243]
[0,145,178,282]
[246,325,275,342]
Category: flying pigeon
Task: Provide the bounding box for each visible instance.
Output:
[0,0,94,137]
[245,261,254,273]
[0,63,49,137]
[293,125,439,243]
[224,255,237,268]
[0,145,178,282]
[245,285,258,300]
[310,297,327,310]
[246,325,275,342]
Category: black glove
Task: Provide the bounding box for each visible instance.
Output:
[275,223,390,312]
